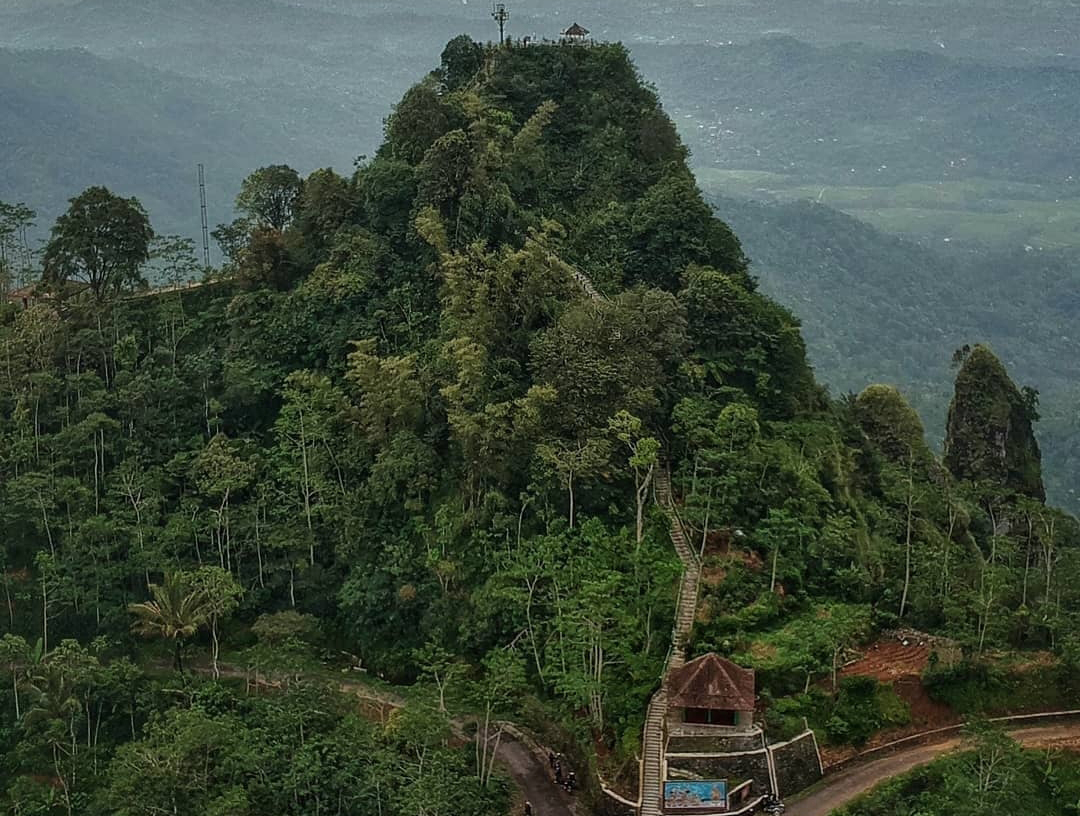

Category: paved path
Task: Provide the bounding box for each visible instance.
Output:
[497,734,576,816]
[787,722,1080,816]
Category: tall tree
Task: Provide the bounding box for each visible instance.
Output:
[0,200,36,292]
[608,410,660,544]
[0,633,29,719]
[235,165,303,231]
[42,187,154,301]
[190,566,243,679]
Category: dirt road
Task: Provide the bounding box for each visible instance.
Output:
[787,723,1080,816]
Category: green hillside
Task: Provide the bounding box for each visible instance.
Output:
[636,37,1080,251]
[640,36,1080,186]
[1,38,1079,815]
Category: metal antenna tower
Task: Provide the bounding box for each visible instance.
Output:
[491,2,509,45]
[197,163,211,269]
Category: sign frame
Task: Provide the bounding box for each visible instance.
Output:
[662,779,728,811]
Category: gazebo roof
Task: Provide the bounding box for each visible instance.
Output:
[666,654,755,711]
[562,22,590,37]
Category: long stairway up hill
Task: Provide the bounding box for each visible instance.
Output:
[640,467,701,816]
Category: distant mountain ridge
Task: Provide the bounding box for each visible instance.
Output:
[638,36,1080,186]
[0,45,371,252]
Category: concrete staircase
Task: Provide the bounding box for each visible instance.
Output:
[570,268,603,301]
[566,264,698,816]
[640,465,701,816]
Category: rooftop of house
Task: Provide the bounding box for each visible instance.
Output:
[666,653,756,712]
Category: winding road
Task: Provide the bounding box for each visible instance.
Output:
[788,721,1080,816]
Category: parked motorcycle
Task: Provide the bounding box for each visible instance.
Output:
[762,794,786,814]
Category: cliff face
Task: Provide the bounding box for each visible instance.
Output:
[943,345,1044,500]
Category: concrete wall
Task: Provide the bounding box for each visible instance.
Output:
[663,728,824,807]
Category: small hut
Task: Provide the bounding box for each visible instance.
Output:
[560,22,590,42]
[666,654,755,730]
[4,283,40,310]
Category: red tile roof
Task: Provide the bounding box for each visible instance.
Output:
[667,654,755,711]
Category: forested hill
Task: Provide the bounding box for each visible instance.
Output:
[2,38,1079,814]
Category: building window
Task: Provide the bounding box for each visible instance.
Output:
[684,708,737,726]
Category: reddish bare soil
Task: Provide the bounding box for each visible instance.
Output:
[841,636,933,682]
[842,636,955,728]
[817,632,963,766]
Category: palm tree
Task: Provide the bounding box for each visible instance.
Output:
[129,574,212,674]
[22,664,81,816]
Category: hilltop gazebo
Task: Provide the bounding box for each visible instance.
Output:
[666,654,756,730]
[561,22,590,42]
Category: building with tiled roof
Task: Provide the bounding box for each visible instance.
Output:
[666,653,756,729]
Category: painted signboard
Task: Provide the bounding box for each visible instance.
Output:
[663,780,728,810]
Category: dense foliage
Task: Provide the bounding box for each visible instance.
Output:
[7,3,1080,522]
[2,37,1079,813]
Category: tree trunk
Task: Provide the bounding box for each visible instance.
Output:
[254,505,265,588]
[635,465,654,544]
[299,407,314,564]
[211,613,220,679]
[54,743,74,816]
[524,576,544,684]
[899,452,915,619]
[2,570,12,629]
[568,471,575,530]
[42,572,49,654]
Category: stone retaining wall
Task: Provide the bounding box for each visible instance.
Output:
[666,751,772,795]
[664,729,823,806]
[667,731,765,755]
[769,732,823,798]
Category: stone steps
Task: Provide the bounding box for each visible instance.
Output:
[640,465,702,816]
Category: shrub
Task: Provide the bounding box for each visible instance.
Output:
[824,676,910,746]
